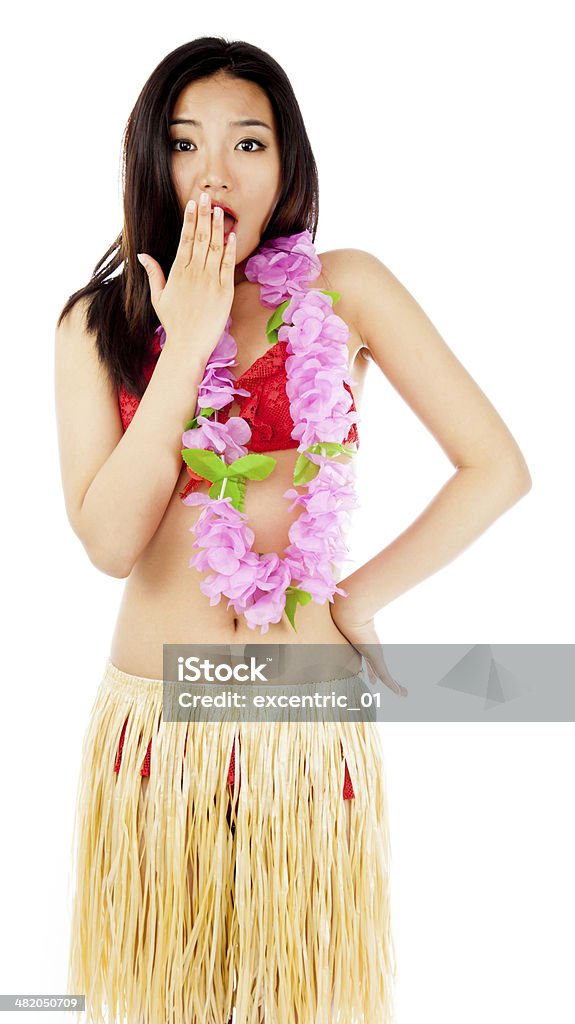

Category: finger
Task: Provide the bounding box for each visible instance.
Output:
[192,193,213,265]
[220,230,236,283]
[363,650,408,698]
[205,203,225,269]
[136,254,165,311]
[175,199,198,267]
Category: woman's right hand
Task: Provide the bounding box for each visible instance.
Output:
[137,194,237,364]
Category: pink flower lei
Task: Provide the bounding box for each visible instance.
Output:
[158,229,360,634]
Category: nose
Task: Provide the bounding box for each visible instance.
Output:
[199,158,231,195]
[201,182,228,200]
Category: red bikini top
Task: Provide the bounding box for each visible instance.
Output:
[118,329,360,500]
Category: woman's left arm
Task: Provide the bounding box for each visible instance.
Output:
[330,249,532,634]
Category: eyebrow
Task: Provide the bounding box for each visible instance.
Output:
[169,117,273,132]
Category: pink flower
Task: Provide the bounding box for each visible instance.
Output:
[182,416,252,462]
[244,230,321,307]
[182,495,261,607]
[278,290,359,447]
[240,555,292,633]
[196,327,251,412]
[284,545,349,602]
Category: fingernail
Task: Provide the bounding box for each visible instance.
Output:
[136,253,148,268]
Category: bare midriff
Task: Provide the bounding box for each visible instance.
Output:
[109,265,370,679]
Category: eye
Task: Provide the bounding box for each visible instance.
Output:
[170,138,267,153]
[170,139,193,153]
[236,138,266,152]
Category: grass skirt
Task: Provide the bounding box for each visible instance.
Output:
[66,656,397,1023]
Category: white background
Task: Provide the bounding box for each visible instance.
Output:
[1,2,573,1022]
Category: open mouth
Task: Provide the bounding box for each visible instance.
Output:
[222,211,237,235]
[211,204,238,236]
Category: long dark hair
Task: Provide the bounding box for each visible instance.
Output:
[56,37,320,398]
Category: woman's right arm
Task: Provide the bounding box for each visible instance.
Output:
[55,297,207,578]
[55,197,237,578]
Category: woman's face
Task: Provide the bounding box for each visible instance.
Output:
[168,73,282,285]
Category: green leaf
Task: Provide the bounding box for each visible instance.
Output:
[183,407,217,431]
[308,441,356,457]
[266,299,291,342]
[235,474,248,513]
[292,441,357,487]
[208,478,241,508]
[181,448,228,481]
[181,449,278,487]
[228,453,277,480]
[293,453,321,486]
[284,586,313,631]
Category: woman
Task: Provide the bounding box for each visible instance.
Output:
[56,37,531,1024]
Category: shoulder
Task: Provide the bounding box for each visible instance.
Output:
[316,248,394,348]
[316,247,370,294]
[317,247,380,277]
[55,293,114,399]
[56,293,94,341]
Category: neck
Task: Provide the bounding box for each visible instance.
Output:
[234,244,260,287]
[234,262,248,287]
